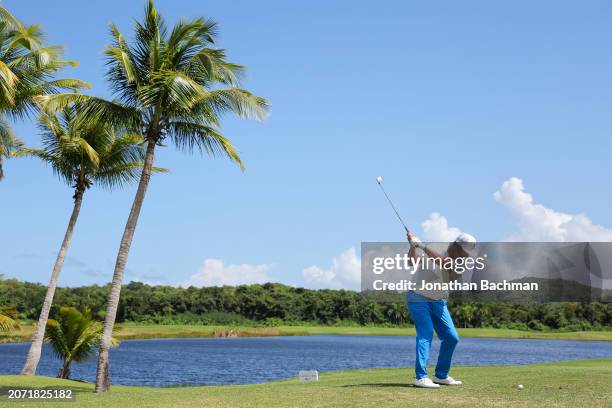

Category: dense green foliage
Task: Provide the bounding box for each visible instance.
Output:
[1,278,611,331]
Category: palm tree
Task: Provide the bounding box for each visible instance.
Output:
[456,303,475,329]
[0,307,19,332]
[19,104,154,376]
[36,0,268,392]
[44,307,117,379]
[385,303,407,325]
[0,5,87,180]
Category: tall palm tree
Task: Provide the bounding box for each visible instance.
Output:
[37,0,268,392]
[19,104,155,375]
[45,307,117,379]
[0,5,87,180]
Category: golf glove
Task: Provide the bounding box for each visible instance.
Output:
[410,236,425,249]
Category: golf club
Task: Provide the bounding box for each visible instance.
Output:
[375,176,410,233]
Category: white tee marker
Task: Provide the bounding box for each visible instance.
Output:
[299,370,319,382]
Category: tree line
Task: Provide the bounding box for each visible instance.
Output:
[2,278,611,332]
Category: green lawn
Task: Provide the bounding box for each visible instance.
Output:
[277,325,612,341]
[2,324,612,343]
[0,359,610,407]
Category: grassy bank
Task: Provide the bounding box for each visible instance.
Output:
[2,324,612,343]
[277,326,612,341]
[0,359,611,407]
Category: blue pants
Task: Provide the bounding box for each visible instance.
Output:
[407,292,459,380]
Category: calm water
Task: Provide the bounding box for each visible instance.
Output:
[1,335,612,386]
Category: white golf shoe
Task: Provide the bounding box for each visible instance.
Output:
[433,375,463,385]
[413,378,440,388]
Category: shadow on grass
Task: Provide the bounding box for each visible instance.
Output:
[341,383,415,388]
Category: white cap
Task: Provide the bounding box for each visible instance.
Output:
[454,233,477,256]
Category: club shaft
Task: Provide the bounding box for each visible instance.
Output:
[377,183,409,232]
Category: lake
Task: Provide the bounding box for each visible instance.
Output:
[2,335,612,386]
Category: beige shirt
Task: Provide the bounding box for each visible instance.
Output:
[413,249,450,300]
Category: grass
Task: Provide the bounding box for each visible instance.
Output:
[277,326,612,341]
[2,324,612,343]
[0,325,307,343]
[0,359,610,407]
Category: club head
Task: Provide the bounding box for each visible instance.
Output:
[376,176,383,184]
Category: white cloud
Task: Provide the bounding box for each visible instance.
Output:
[302,248,361,290]
[494,177,612,241]
[421,212,465,241]
[181,259,273,287]
[178,178,611,291]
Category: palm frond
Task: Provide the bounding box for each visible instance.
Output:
[0,6,24,32]
[193,88,269,121]
[95,162,168,190]
[44,318,70,360]
[0,314,19,332]
[6,23,43,51]
[0,4,88,143]
[188,48,244,86]
[168,121,244,169]
[34,93,141,130]
[44,307,117,368]
[24,101,150,189]
[0,59,18,105]
[0,116,22,180]
[105,23,139,85]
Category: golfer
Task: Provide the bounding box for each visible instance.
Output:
[406,231,477,388]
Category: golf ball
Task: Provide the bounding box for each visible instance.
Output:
[517,384,524,390]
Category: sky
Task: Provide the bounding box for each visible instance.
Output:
[1,0,612,290]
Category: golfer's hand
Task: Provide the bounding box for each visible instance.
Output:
[407,231,423,248]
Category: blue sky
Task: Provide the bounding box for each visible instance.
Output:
[1,0,612,289]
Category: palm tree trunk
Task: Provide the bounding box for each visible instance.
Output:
[59,359,71,379]
[20,187,85,375]
[95,140,156,393]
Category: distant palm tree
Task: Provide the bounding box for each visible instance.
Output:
[45,307,117,379]
[456,304,475,329]
[0,5,87,180]
[385,303,407,325]
[37,0,268,392]
[0,307,19,332]
[19,104,156,376]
